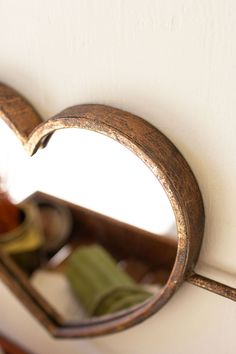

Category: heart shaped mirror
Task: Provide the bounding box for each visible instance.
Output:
[0,83,206,337]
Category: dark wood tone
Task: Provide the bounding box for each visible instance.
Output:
[36,192,177,270]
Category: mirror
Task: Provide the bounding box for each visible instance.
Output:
[0,119,177,324]
[0,86,205,337]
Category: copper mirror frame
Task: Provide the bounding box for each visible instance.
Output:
[0,83,235,338]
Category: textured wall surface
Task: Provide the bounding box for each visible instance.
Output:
[0,1,235,353]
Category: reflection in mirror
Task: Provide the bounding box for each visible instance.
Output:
[0,121,177,323]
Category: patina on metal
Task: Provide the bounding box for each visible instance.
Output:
[0,82,234,338]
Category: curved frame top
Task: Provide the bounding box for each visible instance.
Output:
[0,83,205,337]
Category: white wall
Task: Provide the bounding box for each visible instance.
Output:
[0,1,236,353]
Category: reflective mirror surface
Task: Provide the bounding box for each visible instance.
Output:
[0,120,177,324]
